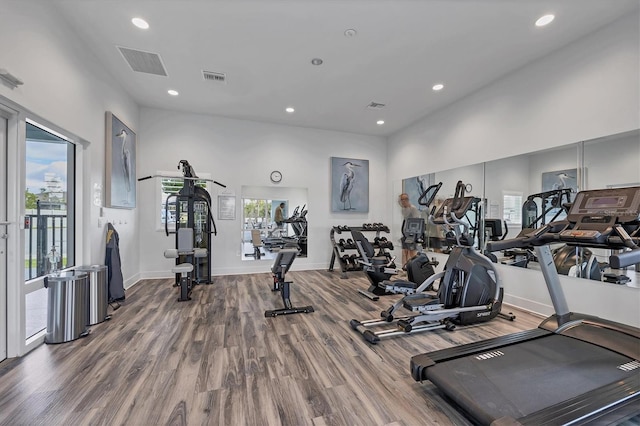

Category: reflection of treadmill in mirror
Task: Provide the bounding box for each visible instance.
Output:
[411,186,640,425]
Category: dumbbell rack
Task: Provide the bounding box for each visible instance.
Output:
[329,224,394,279]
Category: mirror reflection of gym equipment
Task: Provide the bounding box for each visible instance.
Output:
[241,187,308,261]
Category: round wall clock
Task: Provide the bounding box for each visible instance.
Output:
[270,170,282,183]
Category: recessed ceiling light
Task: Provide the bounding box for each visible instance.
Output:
[377,120,385,125]
[285,107,295,113]
[311,58,323,66]
[535,14,555,27]
[131,17,149,29]
[167,89,179,96]
[344,29,357,37]
[432,83,444,91]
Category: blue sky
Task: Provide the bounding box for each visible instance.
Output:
[26,140,68,194]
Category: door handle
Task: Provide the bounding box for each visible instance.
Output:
[0,221,11,240]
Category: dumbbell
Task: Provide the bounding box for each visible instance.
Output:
[342,225,350,231]
[342,254,351,266]
[346,238,354,247]
[373,237,381,245]
[350,254,360,268]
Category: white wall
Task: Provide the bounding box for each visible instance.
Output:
[0,2,140,285]
[138,108,387,277]
[0,2,141,356]
[387,14,640,326]
[388,13,639,181]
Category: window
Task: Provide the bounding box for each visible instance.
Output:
[157,172,209,231]
[503,192,522,226]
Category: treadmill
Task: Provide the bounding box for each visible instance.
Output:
[410,186,640,425]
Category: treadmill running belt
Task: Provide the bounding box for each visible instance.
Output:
[425,334,638,425]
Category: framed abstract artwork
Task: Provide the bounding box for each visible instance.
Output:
[105,112,136,209]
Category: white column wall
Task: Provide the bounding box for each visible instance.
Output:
[138,108,387,277]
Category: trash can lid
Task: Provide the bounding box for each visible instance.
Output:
[47,270,88,281]
[76,265,107,271]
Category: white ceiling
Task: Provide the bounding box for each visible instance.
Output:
[53,0,639,137]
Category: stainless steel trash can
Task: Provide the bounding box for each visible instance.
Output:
[44,271,89,344]
[76,265,109,325]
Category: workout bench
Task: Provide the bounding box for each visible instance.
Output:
[265,249,314,317]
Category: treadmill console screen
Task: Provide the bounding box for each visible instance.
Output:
[568,186,640,224]
[584,196,626,209]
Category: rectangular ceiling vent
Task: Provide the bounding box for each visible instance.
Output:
[203,70,227,83]
[367,101,386,109]
[117,46,168,76]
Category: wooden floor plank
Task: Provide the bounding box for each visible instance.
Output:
[0,270,544,425]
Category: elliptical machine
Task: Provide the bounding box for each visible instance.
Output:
[350,181,510,344]
[352,183,442,300]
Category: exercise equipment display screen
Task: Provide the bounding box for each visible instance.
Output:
[568,186,640,223]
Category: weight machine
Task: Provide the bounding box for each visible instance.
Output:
[139,160,226,298]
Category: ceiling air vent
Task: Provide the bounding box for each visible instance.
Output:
[117,46,168,76]
[367,101,386,109]
[203,70,227,83]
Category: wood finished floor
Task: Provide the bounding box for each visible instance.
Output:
[0,270,542,426]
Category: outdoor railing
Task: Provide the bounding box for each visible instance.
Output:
[25,213,67,281]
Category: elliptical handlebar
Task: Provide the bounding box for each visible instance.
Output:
[418,182,443,208]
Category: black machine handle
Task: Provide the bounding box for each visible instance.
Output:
[418,182,443,208]
[486,237,529,253]
[610,249,640,269]
[138,159,226,187]
[452,180,466,211]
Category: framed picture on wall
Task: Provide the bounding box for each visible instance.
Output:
[330,156,369,212]
[218,195,236,220]
[105,111,137,209]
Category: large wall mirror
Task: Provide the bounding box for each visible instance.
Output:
[401,129,639,287]
[240,186,308,261]
[400,163,485,252]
